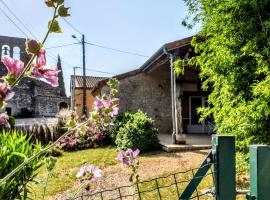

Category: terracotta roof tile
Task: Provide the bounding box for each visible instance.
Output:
[71,75,106,89]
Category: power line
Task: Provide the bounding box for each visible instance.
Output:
[46,42,80,50]
[0,5,28,38]
[1,3,145,77]
[0,0,39,40]
[85,41,149,58]
[0,2,73,69]
[62,17,149,58]
[0,1,58,59]
[63,18,83,35]
[80,67,116,75]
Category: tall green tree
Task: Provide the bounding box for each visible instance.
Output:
[181,0,270,151]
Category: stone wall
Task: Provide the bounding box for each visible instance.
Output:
[102,64,172,134]
[34,96,69,117]
[7,78,34,116]
[0,35,69,117]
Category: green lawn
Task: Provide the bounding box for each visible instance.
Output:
[30,148,247,200]
[31,146,118,199]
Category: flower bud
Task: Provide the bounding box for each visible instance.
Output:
[58,5,70,17]
[26,39,42,54]
[45,0,55,7]
[90,111,99,120]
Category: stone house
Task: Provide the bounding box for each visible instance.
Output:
[0,36,69,117]
[93,37,210,143]
[70,75,105,117]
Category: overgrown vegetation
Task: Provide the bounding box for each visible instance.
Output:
[0,130,45,199]
[113,111,159,152]
[179,0,270,152]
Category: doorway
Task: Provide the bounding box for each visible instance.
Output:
[59,102,68,110]
[187,96,208,134]
[6,107,11,116]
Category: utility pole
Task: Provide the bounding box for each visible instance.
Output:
[72,66,79,110]
[72,34,87,116]
[82,34,87,117]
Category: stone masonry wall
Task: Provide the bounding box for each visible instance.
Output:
[104,64,172,134]
[0,36,69,117]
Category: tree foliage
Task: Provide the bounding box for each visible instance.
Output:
[182,0,270,151]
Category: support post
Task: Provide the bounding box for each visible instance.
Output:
[212,135,236,200]
[249,145,270,200]
[169,53,176,144]
[82,34,87,117]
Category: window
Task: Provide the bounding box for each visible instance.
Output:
[13,46,20,59]
[1,45,10,56]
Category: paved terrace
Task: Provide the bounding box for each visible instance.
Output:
[159,134,212,152]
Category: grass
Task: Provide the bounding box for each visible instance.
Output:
[31,146,118,200]
[30,148,248,200]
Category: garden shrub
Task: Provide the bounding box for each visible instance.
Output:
[115,111,159,152]
[0,130,45,199]
[59,121,106,151]
[108,112,132,142]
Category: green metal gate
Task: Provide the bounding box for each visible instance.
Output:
[68,135,270,200]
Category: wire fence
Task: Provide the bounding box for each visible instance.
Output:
[63,162,215,200]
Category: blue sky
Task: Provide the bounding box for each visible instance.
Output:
[0,0,198,95]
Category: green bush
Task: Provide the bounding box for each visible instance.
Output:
[109,112,132,142]
[115,111,159,152]
[0,130,45,199]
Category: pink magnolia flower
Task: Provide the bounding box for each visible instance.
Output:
[116,149,140,167]
[1,56,24,76]
[94,97,119,118]
[31,66,60,87]
[43,67,60,87]
[76,165,102,181]
[94,97,110,109]
[30,49,59,87]
[0,112,10,129]
[0,81,14,102]
[109,106,119,118]
[36,50,46,67]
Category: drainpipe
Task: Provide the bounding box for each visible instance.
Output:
[163,48,176,144]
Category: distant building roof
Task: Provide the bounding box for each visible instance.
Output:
[71,75,106,89]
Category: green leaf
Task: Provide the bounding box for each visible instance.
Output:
[66,119,76,128]
[4,74,17,86]
[11,152,27,159]
[48,19,62,33]
[52,0,64,4]
[173,59,185,75]
[58,5,70,17]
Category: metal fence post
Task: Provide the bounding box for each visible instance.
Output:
[249,145,270,200]
[212,135,236,200]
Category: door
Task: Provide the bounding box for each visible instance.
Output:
[187,96,208,134]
